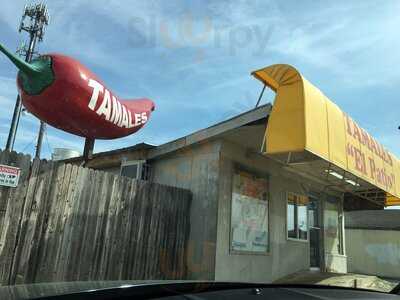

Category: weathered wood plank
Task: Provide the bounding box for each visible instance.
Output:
[123,180,141,278]
[53,164,80,280]
[0,151,31,285]
[47,163,73,281]
[12,160,49,282]
[34,163,66,282]
[75,168,98,281]
[91,171,113,279]
[10,158,43,284]
[65,166,90,281]
[0,149,192,285]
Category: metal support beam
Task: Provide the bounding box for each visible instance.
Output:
[83,138,95,162]
[255,84,266,108]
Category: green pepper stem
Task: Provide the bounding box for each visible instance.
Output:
[0,42,41,76]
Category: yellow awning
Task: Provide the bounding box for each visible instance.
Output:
[252,64,400,206]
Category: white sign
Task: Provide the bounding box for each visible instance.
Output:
[231,193,269,252]
[230,171,269,253]
[0,164,21,188]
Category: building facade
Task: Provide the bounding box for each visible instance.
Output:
[67,104,347,281]
[65,64,400,282]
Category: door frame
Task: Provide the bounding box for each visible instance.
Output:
[308,194,325,270]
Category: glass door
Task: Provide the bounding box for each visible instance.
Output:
[308,197,321,269]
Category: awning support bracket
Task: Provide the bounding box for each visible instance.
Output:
[255,84,267,108]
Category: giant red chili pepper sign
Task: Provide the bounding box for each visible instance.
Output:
[0,43,155,139]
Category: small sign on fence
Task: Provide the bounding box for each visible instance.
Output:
[0,164,21,188]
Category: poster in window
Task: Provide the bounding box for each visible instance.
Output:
[231,170,268,253]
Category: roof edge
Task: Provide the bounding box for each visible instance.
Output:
[147,103,272,159]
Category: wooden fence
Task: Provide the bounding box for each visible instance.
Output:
[0,150,191,285]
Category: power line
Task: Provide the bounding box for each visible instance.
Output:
[21,136,36,153]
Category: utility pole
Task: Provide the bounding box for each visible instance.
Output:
[35,122,46,159]
[5,3,49,156]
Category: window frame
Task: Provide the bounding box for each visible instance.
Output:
[229,164,270,256]
[286,192,309,242]
[120,159,145,179]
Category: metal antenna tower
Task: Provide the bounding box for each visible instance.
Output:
[5,2,50,158]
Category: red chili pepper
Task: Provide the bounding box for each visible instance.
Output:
[0,43,155,139]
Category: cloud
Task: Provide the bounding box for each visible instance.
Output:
[0,76,17,99]
[0,0,399,160]
[266,1,400,88]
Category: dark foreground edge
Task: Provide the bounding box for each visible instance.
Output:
[1,281,399,300]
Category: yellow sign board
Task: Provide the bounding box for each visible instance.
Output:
[252,64,400,205]
[288,193,309,205]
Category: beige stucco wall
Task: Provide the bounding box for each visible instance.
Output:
[150,137,347,281]
[346,229,400,278]
[151,140,222,280]
[215,141,346,282]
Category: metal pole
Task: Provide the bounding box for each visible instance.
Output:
[32,7,47,159]
[5,3,49,155]
[5,96,23,151]
[34,123,45,159]
[83,138,95,162]
[5,32,37,152]
[255,84,266,108]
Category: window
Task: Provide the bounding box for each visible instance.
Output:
[120,160,151,180]
[287,193,309,240]
[230,168,269,254]
[121,163,139,178]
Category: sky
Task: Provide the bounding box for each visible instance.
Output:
[0,0,399,159]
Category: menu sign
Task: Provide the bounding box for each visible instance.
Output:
[231,170,269,253]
